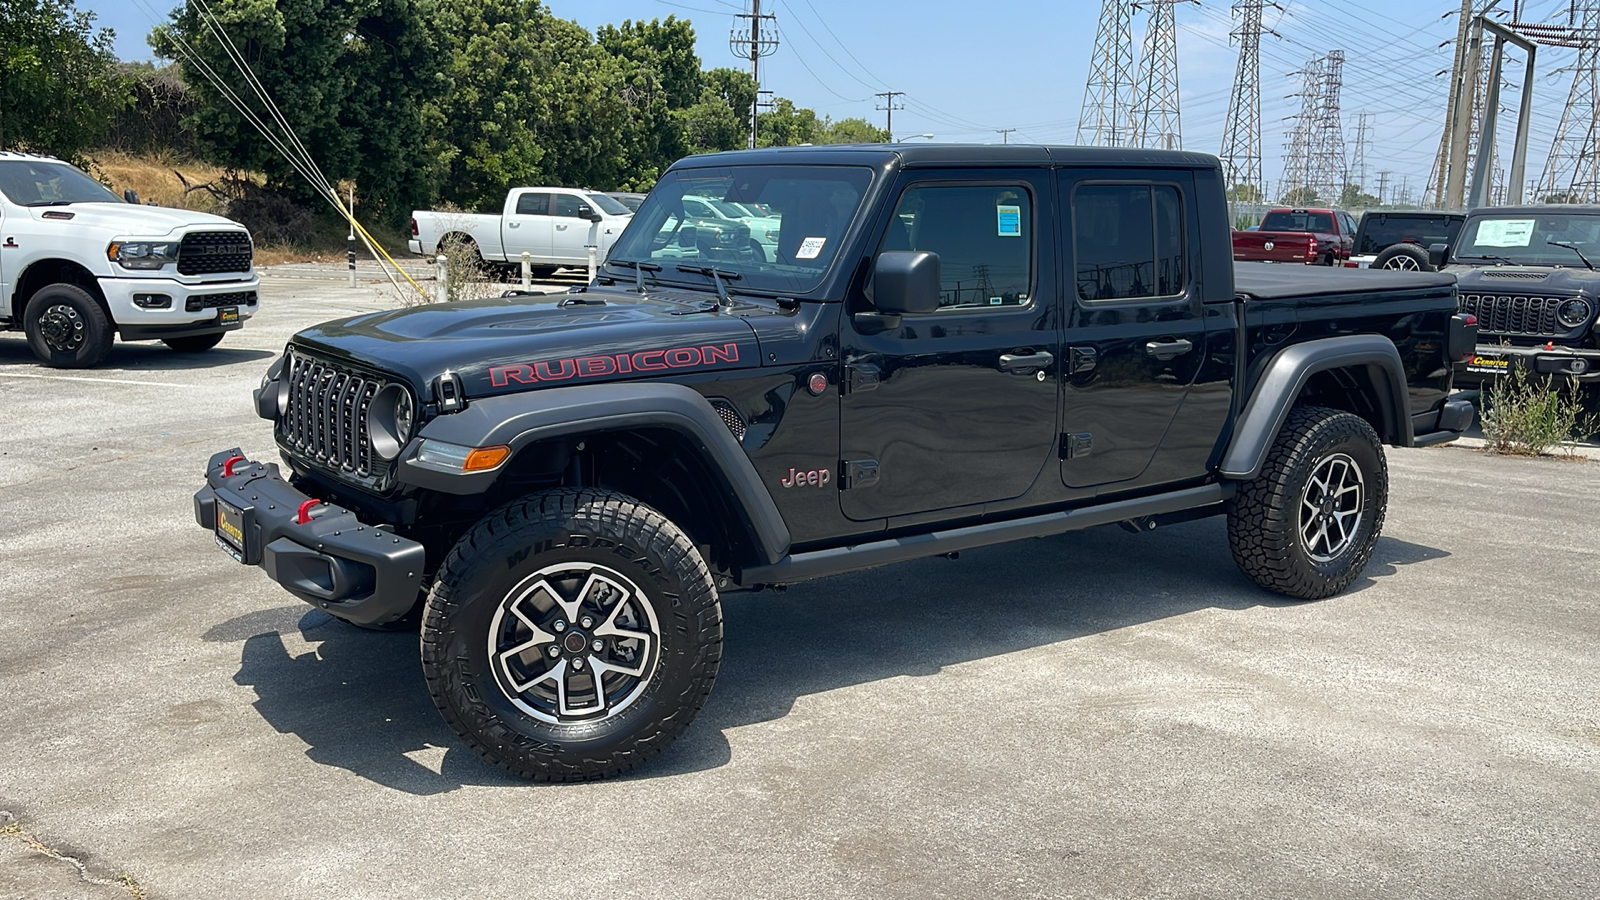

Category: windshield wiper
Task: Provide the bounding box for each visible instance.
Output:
[609,259,662,293]
[1462,253,1518,265]
[675,264,742,309]
[1546,240,1596,270]
[26,200,74,207]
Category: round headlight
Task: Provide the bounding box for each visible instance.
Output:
[368,384,415,460]
[1558,298,1593,329]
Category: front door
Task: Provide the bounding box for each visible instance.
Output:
[503,190,553,261]
[840,172,1060,522]
[1058,171,1209,489]
[553,193,598,263]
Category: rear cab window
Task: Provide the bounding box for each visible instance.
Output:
[1072,183,1187,301]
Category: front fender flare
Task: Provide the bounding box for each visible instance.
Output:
[1219,334,1412,481]
[398,382,792,565]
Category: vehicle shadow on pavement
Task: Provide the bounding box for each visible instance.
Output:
[0,340,275,370]
[205,522,1447,790]
[205,606,519,793]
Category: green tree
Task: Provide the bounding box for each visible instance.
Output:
[0,0,127,161]
[1281,186,1319,206]
[758,97,823,147]
[1227,183,1262,203]
[677,67,755,155]
[1338,183,1378,208]
[821,117,887,144]
[152,0,441,223]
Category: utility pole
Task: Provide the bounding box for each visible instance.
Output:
[995,128,1017,144]
[1430,0,1477,207]
[875,90,905,142]
[1132,0,1197,149]
[730,1,778,149]
[1279,56,1324,203]
[1351,110,1370,194]
[1078,0,1138,146]
[1539,1,1600,203]
[1304,49,1349,204]
[1220,0,1277,202]
[1376,171,1391,206]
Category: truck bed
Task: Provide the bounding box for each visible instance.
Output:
[1233,261,1455,300]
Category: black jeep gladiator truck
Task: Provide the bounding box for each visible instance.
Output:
[1431,205,1600,397]
[195,145,1477,780]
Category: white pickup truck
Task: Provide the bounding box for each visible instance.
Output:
[0,152,259,368]
[408,187,633,275]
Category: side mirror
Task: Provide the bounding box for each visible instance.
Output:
[873,250,941,316]
[1428,243,1448,268]
[577,204,602,223]
[123,188,140,204]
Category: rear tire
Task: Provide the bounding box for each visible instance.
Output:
[23,283,113,368]
[162,333,225,352]
[1373,242,1432,272]
[421,489,722,781]
[1226,406,1388,600]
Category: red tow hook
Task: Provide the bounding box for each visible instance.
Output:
[221,455,248,477]
[295,499,323,525]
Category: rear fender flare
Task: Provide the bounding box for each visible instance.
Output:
[398,382,791,564]
[1220,334,1412,480]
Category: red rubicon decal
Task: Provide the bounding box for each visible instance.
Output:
[489,342,742,387]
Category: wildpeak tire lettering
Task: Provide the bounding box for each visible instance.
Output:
[489,342,742,387]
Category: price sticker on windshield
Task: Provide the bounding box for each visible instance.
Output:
[796,236,827,259]
[997,205,1022,237]
[1475,219,1535,247]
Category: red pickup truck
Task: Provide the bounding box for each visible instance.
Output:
[1232,207,1357,266]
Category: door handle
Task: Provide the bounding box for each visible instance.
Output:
[1144,338,1193,361]
[556,224,568,230]
[998,351,1055,374]
[508,221,520,228]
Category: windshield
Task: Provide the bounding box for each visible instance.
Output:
[1260,210,1334,233]
[1356,214,1463,255]
[1455,213,1600,266]
[586,192,632,216]
[0,159,122,206]
[607,165,875,295]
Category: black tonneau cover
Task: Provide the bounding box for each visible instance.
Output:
[1233,261,1455,300]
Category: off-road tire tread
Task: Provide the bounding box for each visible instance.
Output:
[420,488,721,782]
[1226,406,1388,600]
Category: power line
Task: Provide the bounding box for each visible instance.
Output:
[995,127,1017,143]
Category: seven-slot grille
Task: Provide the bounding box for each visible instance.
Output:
[177,231,254,275]
[1458,293,1566,337]
[185,290,258,312]
[281,349,383,477]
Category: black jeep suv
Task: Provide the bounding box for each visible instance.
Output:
[1434,205,1600,396]
[195,145,1476,780]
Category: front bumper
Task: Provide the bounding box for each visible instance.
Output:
[193,449,426,626]
[99,273,260,330]
[1453,343,1600,387]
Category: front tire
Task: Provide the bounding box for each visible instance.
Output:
[23,284,113,368]
[1226,406,1388,600]
[162,333,225,352]
[421,489,722,780]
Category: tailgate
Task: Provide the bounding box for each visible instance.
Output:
[1232,231,1314,262]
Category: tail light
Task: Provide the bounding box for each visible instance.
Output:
[410,217,419,236]
[1308,236,1318,255]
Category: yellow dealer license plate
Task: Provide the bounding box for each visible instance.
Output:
[215,497,246,561]
[1466,353,1510,376]
[217,306,240,325]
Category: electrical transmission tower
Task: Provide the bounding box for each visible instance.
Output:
[1351,110,1370,194]
[1429,1,1477,208]
[1304,50,1349,204]
[1132,0,1195,149]
[1279,56,1324,203]
[1540,1,1600,203]
[1077,0,1138,146]
[1220,0,1275,201]
[730,1,778,149]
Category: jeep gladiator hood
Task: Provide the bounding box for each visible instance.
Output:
[290,286,762,397]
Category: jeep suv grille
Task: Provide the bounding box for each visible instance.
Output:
[1458,293,1565,337]
[280,349,382,477]
[177,231,254,275]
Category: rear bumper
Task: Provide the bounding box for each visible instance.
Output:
[1453,343,1600,387]
[407,239,424,256]
[193,449,426,626]
[1412,397,1477,446]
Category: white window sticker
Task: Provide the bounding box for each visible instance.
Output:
[997,205,1022,237]
[1475,219,1535,248]
[796,236,827,259]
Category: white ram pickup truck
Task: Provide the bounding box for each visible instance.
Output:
[407,187,632,275]
[0,152,259,368]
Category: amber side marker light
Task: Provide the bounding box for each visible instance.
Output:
[463,445,512,471]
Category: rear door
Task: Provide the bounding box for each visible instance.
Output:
[1059,170,1209,489]
[503,190,553,261]
[839,170,1060,521]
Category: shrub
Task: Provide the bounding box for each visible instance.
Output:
[1480,363,1598,456]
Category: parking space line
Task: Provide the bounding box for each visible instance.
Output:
[0,371,193,388]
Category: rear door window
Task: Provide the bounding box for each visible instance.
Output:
[514,192,551,216]
[1073,183,1187,301]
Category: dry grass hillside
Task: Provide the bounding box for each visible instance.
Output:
[82,150,406,266]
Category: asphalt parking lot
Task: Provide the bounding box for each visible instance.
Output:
[2,269,1598,899]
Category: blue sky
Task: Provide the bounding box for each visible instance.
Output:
[84,0,1583,204]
